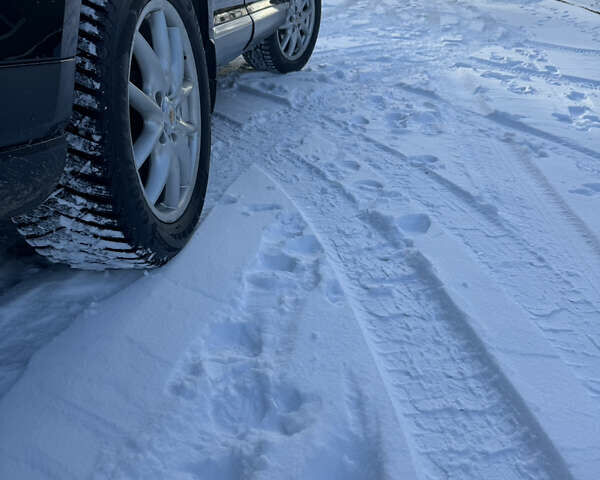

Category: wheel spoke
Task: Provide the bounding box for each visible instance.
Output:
[133,32,167,93]
[300,8,313,23]
[150,10,171,78]
[289,30,299,56]
[175,138,193,186]
[129,82,161,120]
[145,147,171,204]
[168,27,185,95]
[133,123,163,169]
[281,30,292,51]
[176,119,199,136]
[163,144,182,208]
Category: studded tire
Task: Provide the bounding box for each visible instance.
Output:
[13,0,211,270]
[243,0,321,73]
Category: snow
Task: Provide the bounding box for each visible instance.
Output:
[1,0,600,479]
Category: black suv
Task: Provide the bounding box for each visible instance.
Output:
[0,0,320,269]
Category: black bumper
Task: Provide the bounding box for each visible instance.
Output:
[0,58,75,148]
[0,0,80,218]
[0,135,68,218]
[0,59,75,218]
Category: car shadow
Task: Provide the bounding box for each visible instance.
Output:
[0,220,140,398]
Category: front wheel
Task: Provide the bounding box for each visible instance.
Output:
[244,0,322,73]
[13,0,212,270]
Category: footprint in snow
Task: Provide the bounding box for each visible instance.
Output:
[301,371,384,480]
[245,271,284,290]
[569,183,600,197]
[410,109,443,135]
[205,319,263,358]
[208,364,319,437]
[350,115,370,128]
[341,159,361,172]
[259,250,298,272]
[323,161,346,181]
[553,105,600,131]
[243,203,282,215]
[409,154,441,166]
[353,179,384,191]
[324,278,345,305]
[369,94,386,110]
[318,262,345,306]
[567,91,586,101]
[116,211,329,480]
[284,234,323,256]
[171,340,318,439]
[385,111,408,130]
[508,82,536,95]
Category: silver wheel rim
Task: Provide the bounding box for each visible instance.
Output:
[277,0,316,61]
[128,0,201,223]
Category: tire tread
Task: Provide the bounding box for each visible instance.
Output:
[243,42,279,73]
[12,0,155,269]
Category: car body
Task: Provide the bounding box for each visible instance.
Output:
[0,0,294,219]
[0,0,80,218]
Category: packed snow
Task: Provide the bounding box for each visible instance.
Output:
[1,0,599,478]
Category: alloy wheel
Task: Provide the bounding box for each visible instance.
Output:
[277,0,316,61]
[128,0,202,223]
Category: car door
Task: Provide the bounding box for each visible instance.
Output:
[245,0,289,49]
[213,0,253,65]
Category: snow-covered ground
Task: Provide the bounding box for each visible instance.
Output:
[1,0,599,478]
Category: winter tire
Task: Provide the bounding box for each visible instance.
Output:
[244,0,321,73]
[13,0,212,270]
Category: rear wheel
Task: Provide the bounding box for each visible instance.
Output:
[244,0,321,73]
[13,0,211,270]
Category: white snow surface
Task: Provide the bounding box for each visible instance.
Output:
[1,0,600,479]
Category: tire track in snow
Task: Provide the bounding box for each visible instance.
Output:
[388,82,600,267]
[485,111,600,162]
[393,82,600,162]
[211,61,591,475]
[207,1,599,472]
[455,128,600,400]
[390,81,600,402]
[329,102,600,402]
[554,0,600,15]
[229,19,600,431]
[462,57,600,90]
[524,40,600,57]
[258,138,568,479]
